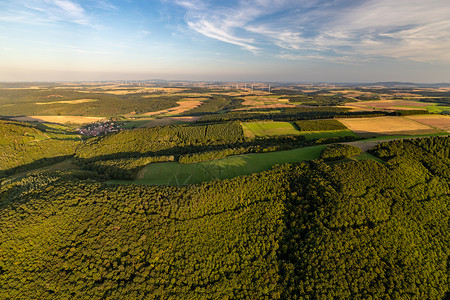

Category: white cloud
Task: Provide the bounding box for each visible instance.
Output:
[92,0,118,11]
[52,0,89,24]
[172,0,450,63]
[187,19,258,52]
[175,0,294,52]
[0,0,91,26]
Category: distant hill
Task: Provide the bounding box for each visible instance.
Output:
[337,82,450,88]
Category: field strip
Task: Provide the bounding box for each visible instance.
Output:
[35,99,98,105]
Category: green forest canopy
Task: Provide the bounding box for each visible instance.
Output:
[0,136,448,299]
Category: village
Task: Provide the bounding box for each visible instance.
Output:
[76,120,123,137]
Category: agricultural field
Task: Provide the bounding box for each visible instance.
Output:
[344,99,450,114]
[10,115,105,124]
[426,105,450,113]
[241,121,301,137]
[404,114,450,131]
[337,116,441,137]
[140,98,206,117]
[241,120,357,140]
[345,100,428,111]
[239,95,295,110]
[113,144,327,186]
[35,99,98,105]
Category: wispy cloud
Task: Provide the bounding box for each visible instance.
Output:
[172,0,295,53]
[0,0,91,26]
[172,0,450,63]
[52,0,89,24]
[91,0,118,11]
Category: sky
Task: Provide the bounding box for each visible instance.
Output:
[1,0,450,82]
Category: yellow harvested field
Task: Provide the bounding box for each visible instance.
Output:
[141,99,204,116]
[11,116,105,124]
[239,95,296,109]
[35,99,98,105]
[337,116,439,136]
[405,115,450,131]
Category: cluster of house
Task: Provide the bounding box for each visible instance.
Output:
[76,120,123,137]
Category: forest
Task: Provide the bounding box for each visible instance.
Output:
[0,137,448,298]
[0,120,79,177]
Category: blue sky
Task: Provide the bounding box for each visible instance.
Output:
[1,0,450,82]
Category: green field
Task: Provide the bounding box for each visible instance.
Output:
[300,130,359,140]
[395,103,450,114]
[241,121,302,137]
[426,105,450,113]
[109,144,327,186]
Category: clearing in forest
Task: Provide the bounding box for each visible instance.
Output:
[241,121,301,138]
[113,144,327,186]
[337,116,439,137]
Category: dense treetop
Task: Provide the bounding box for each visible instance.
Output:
[0,136,448,299]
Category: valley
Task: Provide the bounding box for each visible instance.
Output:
[0,81,448,299]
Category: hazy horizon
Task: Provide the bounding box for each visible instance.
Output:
[1,0,450,82]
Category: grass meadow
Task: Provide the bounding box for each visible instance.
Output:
[109,144,327,186]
